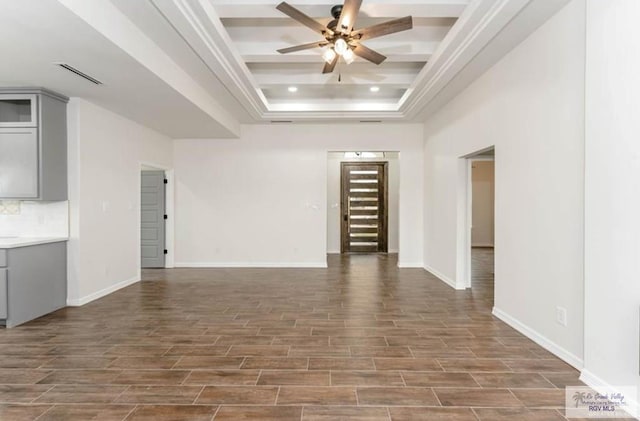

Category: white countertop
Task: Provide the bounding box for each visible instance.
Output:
[0,237,69,249]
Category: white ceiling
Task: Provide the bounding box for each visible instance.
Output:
[0,0,247,137]
[0,0,572,137]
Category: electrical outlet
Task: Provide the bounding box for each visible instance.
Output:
[556,307,567,327]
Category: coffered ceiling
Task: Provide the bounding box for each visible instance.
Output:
[213,1,465,110]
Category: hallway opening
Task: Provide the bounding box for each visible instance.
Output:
[458,147,495,291]
[469,156,495,301]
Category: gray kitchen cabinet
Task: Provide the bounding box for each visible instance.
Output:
[0,88,68,200]
[0,128,39,198]
[0,242,67,328]
[0,267,7,319]
[0,94,37,127]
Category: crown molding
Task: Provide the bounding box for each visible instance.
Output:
[151,0,267,119]
[261,110,407,121]
[400,0,531,118]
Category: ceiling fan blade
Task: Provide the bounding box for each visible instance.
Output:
[352,44,387,65]
[337,0,362,34]
[353,16,413,41]
[278,41,328,54]
[276,2,332,36]
[322,54,339,74]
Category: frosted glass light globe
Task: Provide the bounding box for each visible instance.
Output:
[343,48,355,64]
[334,38,348,56]
[323,48,337,63]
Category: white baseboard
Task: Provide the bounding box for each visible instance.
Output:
[492,306,584,370]
[398,261,424,268]
[424,264,462,290]
[580,369,639,418]
[174,262,328,268]
[67,275,140,307]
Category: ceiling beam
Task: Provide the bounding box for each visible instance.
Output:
[255,72,417,86]
[233,40,440,56]
[213,1,469,19]
[222,22,454,44]
[262,83,409,89]
[243,53,430,63]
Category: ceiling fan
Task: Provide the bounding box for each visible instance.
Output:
[276,0,413,74]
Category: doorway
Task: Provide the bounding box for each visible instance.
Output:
[141,170,166,268]
[470,159,495,296]
[460,148,495,295]
[340,162,388,253]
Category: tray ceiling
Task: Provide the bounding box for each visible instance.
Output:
[214,1,463,109]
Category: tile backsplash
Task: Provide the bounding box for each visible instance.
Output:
[0,201,21,215]
[0,201,69,237]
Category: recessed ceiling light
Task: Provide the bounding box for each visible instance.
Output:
[370,86,380,93]
[288,86,298,93]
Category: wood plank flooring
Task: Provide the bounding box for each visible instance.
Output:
[0,251,626,420]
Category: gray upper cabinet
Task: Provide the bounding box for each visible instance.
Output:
[0,94,37,127]
[0,128,39,198]
[0,89,68,200]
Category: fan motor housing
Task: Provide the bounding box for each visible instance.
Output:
[330,5,343,19]
[327,5,342,31]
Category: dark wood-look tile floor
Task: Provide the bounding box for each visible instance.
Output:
[0,251,627,420]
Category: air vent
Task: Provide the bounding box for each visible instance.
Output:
[55,63,103,85]
[360,120,382,123]
[271,120,293,124]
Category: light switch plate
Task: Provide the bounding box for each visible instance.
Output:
[556,306,567,327]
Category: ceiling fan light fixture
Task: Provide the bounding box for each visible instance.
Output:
[323,48,337,64]
[275,2,414,74]
[334,38,348,56]
[343,48,355,64]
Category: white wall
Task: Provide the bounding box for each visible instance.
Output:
[67,98,173,305]
[471,160,494,247]
[174,124,423,268]
[423,0,585,366]
[327,152,400,254]
[583,0,640,412]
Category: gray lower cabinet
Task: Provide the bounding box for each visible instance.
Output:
[0,268,7,319]
[0,242,67,328]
